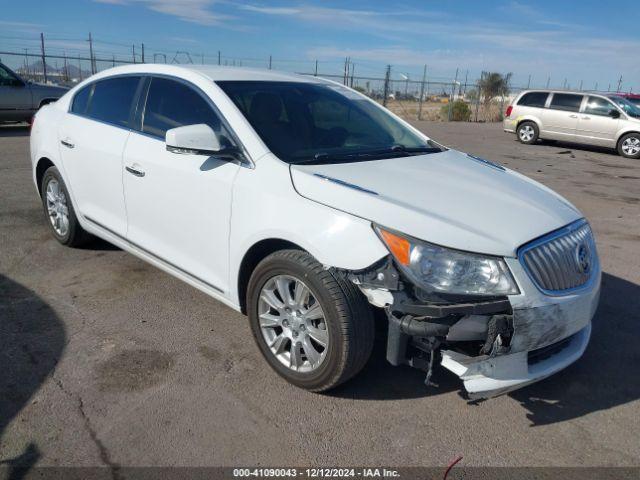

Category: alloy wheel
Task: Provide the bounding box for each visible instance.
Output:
[258,275,329,373]
[519,125,535,142]
[621,136,640,157]
[45,179,70,237]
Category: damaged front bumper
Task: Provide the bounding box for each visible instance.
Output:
[346,252,601,400]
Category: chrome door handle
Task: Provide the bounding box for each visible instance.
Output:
[569,114,578,118]
[60,139,75,149]
[125,165,145,177]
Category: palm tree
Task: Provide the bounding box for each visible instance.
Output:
[478,71,512,121]
[479,72,512,105]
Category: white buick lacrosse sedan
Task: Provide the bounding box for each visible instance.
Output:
[30,65,600,398]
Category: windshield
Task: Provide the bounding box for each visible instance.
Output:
[217,80,439,164]
[609,96,640,118]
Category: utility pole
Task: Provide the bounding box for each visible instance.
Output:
[595,82,598,91]
[527,74,531,89]
[314,59,318,76]
[63,52,68,82]
[382,65,391,107]
[343,57,350,85]
[474,72,483,122]
[112,54,115,67]
[579,80,583,91]
[418,64,427,121]
[462,69,468,96]
[88,32,96,74]
[24,49,29,78]
[562,78,567,90]
[449,67,459,121]
[40,32,47,83]
[350,62,355,88]
[617,75,623,92]
[132,44,136,63]
[141,43,145,63]
[269,55,272,69]
[218,50,221,65]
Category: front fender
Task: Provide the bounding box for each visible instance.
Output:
[228,155,388,306]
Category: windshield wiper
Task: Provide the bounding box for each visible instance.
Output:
[390,144,443,154]
[293,144,441,165]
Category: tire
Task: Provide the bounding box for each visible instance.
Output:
[617,133,640,159]
[41,166,90,247]
[247,249,374,392]
[517,121,539,144]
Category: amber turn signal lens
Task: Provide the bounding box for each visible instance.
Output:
[378,229,411,266]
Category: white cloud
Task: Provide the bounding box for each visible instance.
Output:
[93,0,231,25]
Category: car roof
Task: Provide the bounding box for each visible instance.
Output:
[88,63,325,84]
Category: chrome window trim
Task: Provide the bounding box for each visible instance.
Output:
[517,218,600,297]
[66,72,254,168]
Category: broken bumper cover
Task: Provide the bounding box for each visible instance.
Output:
[442,323,591,399]
[440,258,601,399]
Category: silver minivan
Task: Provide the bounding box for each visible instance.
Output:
[504,90,640,159]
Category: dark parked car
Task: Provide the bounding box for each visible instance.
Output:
[0,61,68,123]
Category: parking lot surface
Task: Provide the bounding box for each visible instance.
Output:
[1,121,639,469]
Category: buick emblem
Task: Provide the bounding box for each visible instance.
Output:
[575,243,591,274]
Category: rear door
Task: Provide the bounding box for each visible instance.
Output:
[575,96,620,147]
[58,75,143,236]
[122,76,241,293]
[541,93,583,140]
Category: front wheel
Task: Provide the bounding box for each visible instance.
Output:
[517,121,539,144]
[618,133,640,159]
[247,250,374,392]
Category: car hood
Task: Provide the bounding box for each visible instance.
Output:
[290,149,582,257]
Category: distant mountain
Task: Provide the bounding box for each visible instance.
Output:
[16,59,91,80]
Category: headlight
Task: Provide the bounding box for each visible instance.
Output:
[374,226,519,296]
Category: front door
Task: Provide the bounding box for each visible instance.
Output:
[122,77,240,294]
[58,76,143,236]
[0,64,32,120]
[575,96,621,147]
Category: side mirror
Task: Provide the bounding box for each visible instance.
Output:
[609,109,621,119]
[166,124,236,157]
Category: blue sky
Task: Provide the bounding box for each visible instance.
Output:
[2,0,639,91]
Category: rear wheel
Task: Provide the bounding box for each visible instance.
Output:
[618,133,640,159]
[517,121,539,144]
[41,166,90,247]
[247,250,374,392]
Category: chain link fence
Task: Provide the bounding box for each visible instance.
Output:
[0,45,546,124]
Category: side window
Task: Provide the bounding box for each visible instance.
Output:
[142,77,228,141]
[86,76,141,127]
[0,64,23,87]
[71,85,92,115]
[518,92,549,108]
[549,93,583,112]
[584,96,617,116]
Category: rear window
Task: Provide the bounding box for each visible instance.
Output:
[71,85,92,115]
[550,93,583,112]
[86,76,141,127]
[518,92,549,108]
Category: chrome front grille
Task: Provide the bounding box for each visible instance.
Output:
[519,220,598,294]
